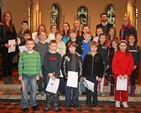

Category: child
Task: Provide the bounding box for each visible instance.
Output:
[55,30,66,95]
[93,27,103,42]
[47,25,57,43]
[107,27,118,48]
[97,33,109,96]
[62,22,71,44]
[108,39,118,96]
[18,30,31,56]
[43,40,61,112]
[80,31,91,95]
[34,31,49,96]
[18,38,41,112]
[128,34,140,97]
[112,40,134,108]
[66,29,83,55]
[73,20,82,36]
[83,41,104,107]
[62,41,82,108]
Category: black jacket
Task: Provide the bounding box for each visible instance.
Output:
[129,45,140,66]
[82,52,104,78]
[96,23,113,35]
[62,52,82,78]
[0,24,6,47]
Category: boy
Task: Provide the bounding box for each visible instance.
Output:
[34,31,49,96]
[66,29,83,55]
[83,41,104,107]
[17,20,29,45]
[18,38,41,112]
[55,30,66,95]
[44,40,61,112]
[62,41,82,108]
[18,30,31,56]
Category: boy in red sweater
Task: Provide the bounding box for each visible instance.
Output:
[112,40,134,108]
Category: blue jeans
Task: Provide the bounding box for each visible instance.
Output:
[21,74,37,109]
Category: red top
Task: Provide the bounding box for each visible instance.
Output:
[112,50,134,77]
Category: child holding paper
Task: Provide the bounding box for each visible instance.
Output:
[62,41,82,108]
[83,41,104,107]
[43,40,61,112]
[112,40,134,108]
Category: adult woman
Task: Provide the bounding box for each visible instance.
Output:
[0,11,17,84]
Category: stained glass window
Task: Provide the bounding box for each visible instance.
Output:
[106,5,115,26]
[77,7,88,27]
[50,4,59,28]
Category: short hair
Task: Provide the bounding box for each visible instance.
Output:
[26,38,34,44]
[67,41,77,48]
[21,20,28,25]
[84,31,92,36]
[90,41,99,48]
[49,39,58,45]
[55,30,63,38]
[23,30,31,36]
[100,13,107,18]
[69,29,78,35]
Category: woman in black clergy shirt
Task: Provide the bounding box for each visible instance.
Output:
[0,11,17,84]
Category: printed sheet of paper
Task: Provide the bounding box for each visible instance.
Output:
[116,77,127,91]
[46,78,60,93]
[8,39,16,53]
[83,79,94,92]
[19,46,27,53]
[66,71,78,88]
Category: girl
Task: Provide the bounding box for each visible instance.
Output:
[62,22,70,44]
[73,20,82,36]
[128,34,140,97]
[97,33,109,96]
[47,25,57,43]
[93,27,103,42]
[1,11,17,84]
[108,39,118,96]
[112,40,134,108]
[107,27,118,48]
[32,24,47,43]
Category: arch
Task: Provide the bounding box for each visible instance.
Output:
[77,6,88,27]
[50,3,61,29]
[105,4,115,26]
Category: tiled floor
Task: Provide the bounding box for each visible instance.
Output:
[0,100,141,113]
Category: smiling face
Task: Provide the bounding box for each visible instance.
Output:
[49,43,58,52]
[4,13,11,23]
[128,35,135,45]
[26,40,35,51]
[100,14,108,23]
[39,32,47,41]
[123,17,130,27]
[119,42,127,52]
[21,23,28,31]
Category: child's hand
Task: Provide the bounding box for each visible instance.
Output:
[36,76,39,80]
[98,78,102,82]
[134,65,137,69]
[123,75,127,79]
[48,73,53,77]
[51,76,56,80]
[83,77,86,81]
[119,75,122,79]
[18,76,22,81]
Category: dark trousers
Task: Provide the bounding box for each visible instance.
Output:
[58,77,65,94]
[65,85,78,106]
[130,69,136,86]
[110,76,114,85]
[85,76,98,104]
[46,92,59,107]
[1,47,15,77]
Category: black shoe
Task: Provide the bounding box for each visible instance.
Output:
[73,105,78,109]
[31,106,39,111]
[93,103,98,107]
[54,106,59,112]
[82,92,86,95]
[44,106,51,111]
[22,108,28,112]
[64,105,70,108]
[85,102,91,106]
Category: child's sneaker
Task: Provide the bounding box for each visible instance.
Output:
[100,92,105,96]
[37,93,42,96]
[122,102,128,108]
[115,101,120,107]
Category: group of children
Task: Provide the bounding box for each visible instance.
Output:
[18,20,140,112]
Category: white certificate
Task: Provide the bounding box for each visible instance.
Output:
[83,79,95,92]
[46,78,60,93]
[19,45,27,53]
[116,77,127,91]
[8,39,16,53]
[66,71,78,88]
